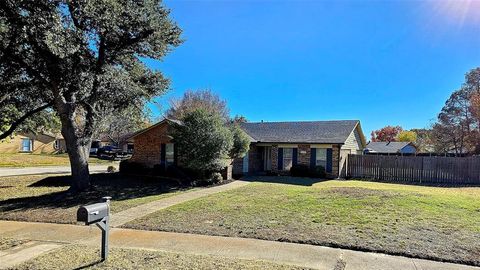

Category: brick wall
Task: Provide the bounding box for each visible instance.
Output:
[330,144,341,178]
[271,145,278,171]
[129,122,172,168]
[298,144,311,166]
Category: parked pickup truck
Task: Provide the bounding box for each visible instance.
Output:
[96,146,130,160]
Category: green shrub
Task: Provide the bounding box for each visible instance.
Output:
[229,124,250,159]
[172,109,233,177]
[152,164,166,176]
[290,164,310,177]
[310,165,326,178]
[290,164,326,178]
[119,160,148,174]
[210,172,223,184]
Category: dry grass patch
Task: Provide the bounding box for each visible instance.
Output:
[124,178,480,266]
[0,238,29,251]
[8,244,309,270]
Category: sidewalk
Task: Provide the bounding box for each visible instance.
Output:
[1,220,478,270]
[0,164,112,177]
[110,180,250,227]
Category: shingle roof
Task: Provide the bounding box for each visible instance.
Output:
[365,142,411,153]
[239,120,360,144]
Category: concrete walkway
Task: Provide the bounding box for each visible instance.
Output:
[0,164,113,177]
[110,180,250,227]
[1,220,478,270]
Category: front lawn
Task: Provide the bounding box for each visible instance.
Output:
[0,173,192,224]
[124,177,480,266]
[0,153,114,167]
[8,243,307,270]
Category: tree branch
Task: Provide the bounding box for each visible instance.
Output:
[66,1,82,30]
[0,102,53,140]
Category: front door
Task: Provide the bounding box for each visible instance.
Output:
[263,146,272,171]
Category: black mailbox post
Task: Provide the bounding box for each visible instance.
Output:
[77,196,111,261]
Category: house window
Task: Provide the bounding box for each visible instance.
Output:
[283,148,294,170]
[21,138,32,152]
[166,143,174,165]
[316,148,327,168]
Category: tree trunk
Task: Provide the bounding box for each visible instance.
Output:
[62,122,92,192]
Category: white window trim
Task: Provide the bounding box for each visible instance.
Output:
[283,148,294,170]
[316,148,327,168]
[21,138,32,152]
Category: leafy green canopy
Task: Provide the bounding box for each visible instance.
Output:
[172,109,234,175]
[230,124,250,159]
[1,0,182,189]
[1,0,182,140]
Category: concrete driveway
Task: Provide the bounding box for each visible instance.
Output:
[0,164,113,177]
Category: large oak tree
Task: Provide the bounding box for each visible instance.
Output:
[0,0,182,191]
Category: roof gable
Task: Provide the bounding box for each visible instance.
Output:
[129,118,182,139]
[239,120,361,144]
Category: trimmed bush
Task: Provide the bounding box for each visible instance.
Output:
[210,172,223,184]
[119,160,148,174]
[310,165,326,178]
[152,164,167,176]
[289,164,326,178]
[290,164,310,177]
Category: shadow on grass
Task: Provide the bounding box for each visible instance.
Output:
[73,260,104,270]
[241,175,327,186]
[0,173,183,212]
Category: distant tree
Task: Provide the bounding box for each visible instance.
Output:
[166,90,229,121]
[433,88,476,155]
[1,1,182,190]
[370,126,403,142]
[410,128,434,153]
[396,130,417,142]
[95,106,150,147]
[429,67,480,155]
[172,109,233,178]
[471,92,480,122]
[229,124,250,158]
[232,115,248,123]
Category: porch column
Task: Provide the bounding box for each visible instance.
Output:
[331,145,341,178]
[271,145,279,172]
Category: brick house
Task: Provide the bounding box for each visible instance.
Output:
[129,118,366,179]
[128,118,181,168]
[233,120,366,178]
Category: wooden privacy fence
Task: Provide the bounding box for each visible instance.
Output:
[347,154,480,184]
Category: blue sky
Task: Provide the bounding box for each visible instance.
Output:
[146,0,480,135]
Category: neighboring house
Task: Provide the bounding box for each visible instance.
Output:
[129,119,366,179]
[364,141,417,155]
[234,120,366,178]
[0,132,66,154]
